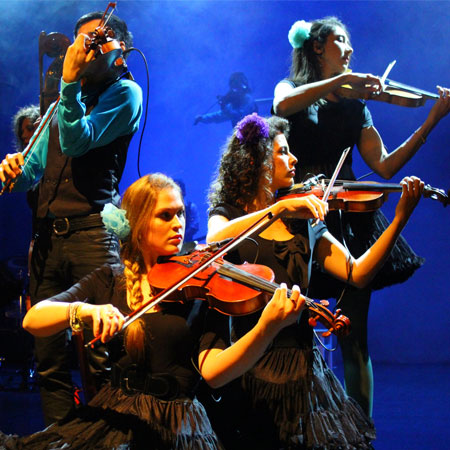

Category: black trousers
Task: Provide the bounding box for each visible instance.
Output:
[29,225,120,426]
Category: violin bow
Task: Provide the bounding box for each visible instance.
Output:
[85,210,282,347]
[0,98,60,196]
[380,60,396,87]
[312,147,351,226]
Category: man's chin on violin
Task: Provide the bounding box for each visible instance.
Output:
[63,19,127,86]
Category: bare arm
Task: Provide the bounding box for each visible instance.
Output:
[23,300,124,343]
[273,72,382,117]
[207,195,328,243]
[198,285,304,388]
[358,87,450,179]
[315,176,424,287]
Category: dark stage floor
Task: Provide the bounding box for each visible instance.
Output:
[0,360,448,449]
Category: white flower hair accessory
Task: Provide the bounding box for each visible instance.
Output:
[288,20,312,49]
[101,203,130,240]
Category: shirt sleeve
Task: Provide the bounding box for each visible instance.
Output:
[57,78,143,157]
[208,203,245,220]
[361,102,373,129]
[9,106,53,192]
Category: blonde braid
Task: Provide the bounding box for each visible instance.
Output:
[123,258,144,310]
[123,258,146,363]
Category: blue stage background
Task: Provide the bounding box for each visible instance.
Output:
[0,0,449,368]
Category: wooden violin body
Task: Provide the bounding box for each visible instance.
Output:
[149,252,275,316]
[148,251,351,338]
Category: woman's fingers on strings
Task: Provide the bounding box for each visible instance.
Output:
[400,176,424,208]
[289,285,304,312]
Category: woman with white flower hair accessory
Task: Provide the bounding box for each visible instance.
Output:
[8,172,306,449]
[273,16,450,418]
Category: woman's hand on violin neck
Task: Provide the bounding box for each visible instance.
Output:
[275,195,328,221]
[62,34,96,84]
[80,303,125,343]
[0,152,24,183]
[258,284,305,336]
[394,176,424,225]
[428,86,450,124]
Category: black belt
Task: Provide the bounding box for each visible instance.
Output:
[111,364,185,400]
[39,213,104,236]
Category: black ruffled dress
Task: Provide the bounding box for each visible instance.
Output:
[207,204,376,449]
[0,265,226,450]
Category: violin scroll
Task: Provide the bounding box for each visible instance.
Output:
[84,2,119,57]
[80,2,125,79]
[423,184,449,207]
[307,303,351,338]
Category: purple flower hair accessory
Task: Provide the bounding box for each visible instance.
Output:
[236,113,269,145]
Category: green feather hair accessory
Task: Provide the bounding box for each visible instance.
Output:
[101,203,130,240]
[288,20,312,49]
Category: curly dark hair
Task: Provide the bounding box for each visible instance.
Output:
[12,105,40,150]
[290,16,350,85]
[209,116,290,212]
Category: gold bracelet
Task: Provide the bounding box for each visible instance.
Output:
[69,302,85,333]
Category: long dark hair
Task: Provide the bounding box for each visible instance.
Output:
[209,116,290,213]
[290,16,350,85]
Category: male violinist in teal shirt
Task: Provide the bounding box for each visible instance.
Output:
[0,10,142,426]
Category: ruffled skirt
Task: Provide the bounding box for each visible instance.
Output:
[0,384,222,449]
[235,345,375,449]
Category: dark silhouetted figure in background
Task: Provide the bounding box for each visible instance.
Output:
[195,72,258,127]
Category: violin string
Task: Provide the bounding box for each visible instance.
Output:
[356,171,375,181]
[218,262,316,308]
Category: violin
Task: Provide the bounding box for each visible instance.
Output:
[277,176,449,213]
[336,78,440,108]
[148,251,350,338]
[81,2,125,78]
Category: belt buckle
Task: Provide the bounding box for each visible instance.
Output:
[53,218,70,236]
[120,365,138,396]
